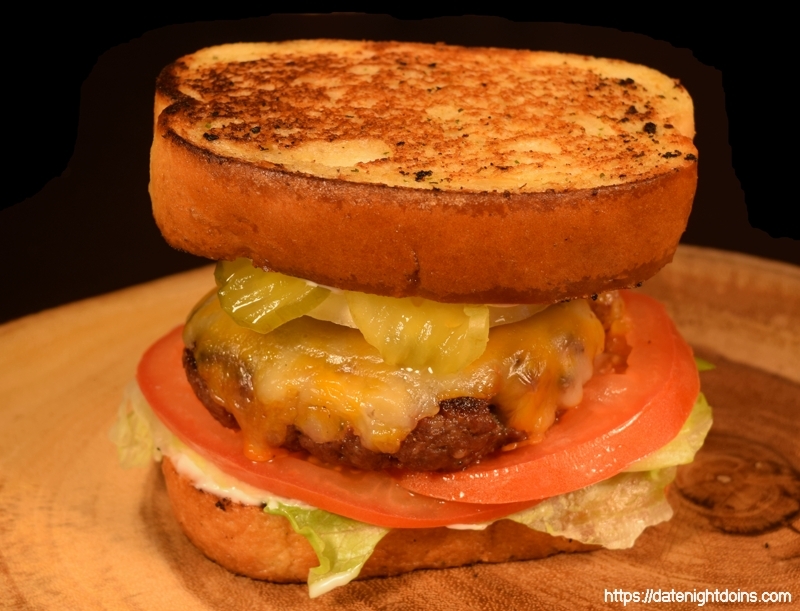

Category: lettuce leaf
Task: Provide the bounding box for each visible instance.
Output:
[507,468,675,549]
[626,393,712,472]
[112,385,388,596]
[500,394,712,549]
[264,502,389,598]
[109,383,164,467]
[694,356,716,371]
[111,384,316,507]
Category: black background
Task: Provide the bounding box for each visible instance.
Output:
[2,12,797,324]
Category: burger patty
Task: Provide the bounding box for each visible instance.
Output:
[284,397,527,471]
[183,349,526,471]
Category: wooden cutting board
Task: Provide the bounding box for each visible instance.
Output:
[1,245,798,610]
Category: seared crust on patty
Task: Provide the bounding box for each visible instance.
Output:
[161,457,596,583]
[183,348,526,471]
[183,348,239,430]
[284,397,527,471]
[150,40,697,304]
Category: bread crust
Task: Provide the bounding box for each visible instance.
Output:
[161,458,595,582]
[151,129,696,303]
[149,40,698,304]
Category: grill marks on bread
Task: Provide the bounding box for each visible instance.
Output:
[157,40,696,193]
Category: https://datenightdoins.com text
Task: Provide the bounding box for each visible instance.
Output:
[604,588,793,606]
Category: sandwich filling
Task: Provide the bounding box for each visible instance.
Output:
[112,379,712,597]
[114,283,710,597]
[182,260,623,469]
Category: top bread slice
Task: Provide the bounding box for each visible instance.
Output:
[150,40,697,304]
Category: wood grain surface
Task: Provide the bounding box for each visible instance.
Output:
[1,245,798,610]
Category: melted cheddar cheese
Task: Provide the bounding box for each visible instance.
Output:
[184,294,605,460]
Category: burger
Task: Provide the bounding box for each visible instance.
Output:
[111,40,712,597]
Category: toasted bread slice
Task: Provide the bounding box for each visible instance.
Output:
[161,458,596,583]
[150,40,697,303]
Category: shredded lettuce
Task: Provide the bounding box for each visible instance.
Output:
[109,383,165,467]
[694,356,716,371]
[112,387,388,596]
[264,503,389,598]
[507,468,675,548]
[111,384,314,507]
[626,393,713,472]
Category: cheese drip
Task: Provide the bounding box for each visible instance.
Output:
[184,294,605,459]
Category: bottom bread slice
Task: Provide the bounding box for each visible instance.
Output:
[161,458,596,582]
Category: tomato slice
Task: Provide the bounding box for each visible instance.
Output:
[137,327,539,528]
[137,290,697,527]
[395,291,699,503]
